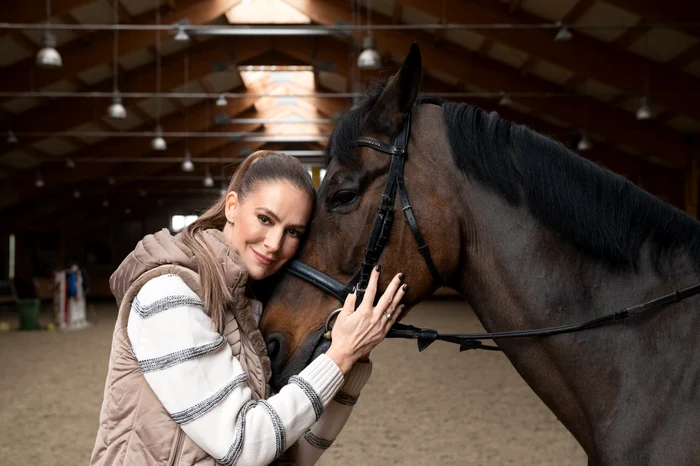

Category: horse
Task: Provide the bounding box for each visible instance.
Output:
[259,43,700,463]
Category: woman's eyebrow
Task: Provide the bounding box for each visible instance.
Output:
[256,208,306,230]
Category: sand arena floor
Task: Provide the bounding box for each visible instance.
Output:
[0,299,586,465]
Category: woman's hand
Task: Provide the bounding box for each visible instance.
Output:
[325,266,406,374]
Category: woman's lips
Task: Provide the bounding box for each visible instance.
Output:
[252,249,274,265]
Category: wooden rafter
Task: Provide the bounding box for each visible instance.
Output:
[283,0,691,167]
[521,0,596,78]
[2,0,94,24]
[613,20,650,49]
[1,94,257,212]
[0,0,240,98]
[389,0,700,123]
[0,37,274,154]
[667,42,700,71]
[600,0,700,40]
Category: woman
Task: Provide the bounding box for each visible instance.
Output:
[90,151,406,466]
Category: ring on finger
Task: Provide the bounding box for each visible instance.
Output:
[384,311,392,320]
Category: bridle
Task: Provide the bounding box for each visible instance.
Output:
[284,111,700,352]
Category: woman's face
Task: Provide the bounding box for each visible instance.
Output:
[223,180,313,281]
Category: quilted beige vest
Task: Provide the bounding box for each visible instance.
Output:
[90,228,275,466]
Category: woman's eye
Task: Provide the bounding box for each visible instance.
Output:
[258,215,270,225]
[286,229,300,238]
[332,190,357,205]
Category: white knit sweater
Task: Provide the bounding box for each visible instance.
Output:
[128,274,372,466]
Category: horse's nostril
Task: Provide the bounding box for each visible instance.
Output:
[264,333,288,368]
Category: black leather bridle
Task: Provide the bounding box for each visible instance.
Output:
[284,111,700,353]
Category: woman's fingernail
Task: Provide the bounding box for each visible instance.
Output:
[402,284,408,292]
[398,273,404,281]
[351,286,356,293]
[375,264,381,272]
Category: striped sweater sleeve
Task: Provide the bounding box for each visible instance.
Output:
[296,360,372,465]
[127,274,345,466]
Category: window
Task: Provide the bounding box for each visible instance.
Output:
[171,215,198,232]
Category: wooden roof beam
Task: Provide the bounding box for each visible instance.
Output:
[2,0,94,24]
[284,0,691,166]
[600,0,700,40]
[0,95,257,212]
[389,0,700,122]
[0,0,240,98]
[0,37,273,154]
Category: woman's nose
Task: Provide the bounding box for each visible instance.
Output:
[264,229,284,253]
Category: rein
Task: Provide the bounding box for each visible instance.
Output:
[284,111,700,352]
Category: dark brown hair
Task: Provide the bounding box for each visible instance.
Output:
[182,150,316,332]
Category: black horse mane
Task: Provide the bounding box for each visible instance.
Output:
[327,81,700,270]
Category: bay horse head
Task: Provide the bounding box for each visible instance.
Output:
[260,43,461,385]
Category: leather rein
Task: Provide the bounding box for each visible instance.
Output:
[284,112,700,352]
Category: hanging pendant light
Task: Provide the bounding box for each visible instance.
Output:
[577,131,592,151]
[498,92,512,106]
[7,130,18,145]
[102,199,109,208]
[219,181,228,197]
[216,94,228,107]
[174,26,190,42]
[152,125,167,151]
[181,151,194,172]
[108,0,127,120]
[35,173,45,188]
[636,96,653,120]
[65,157,75,168]
[357,35,381,70]
[203,165,214,187]
[554,22,573,42]
[37,1,62,68]
[73,189,81,199]
[107,175,116,185]
[108,95,127,119]
[37,31,62,68]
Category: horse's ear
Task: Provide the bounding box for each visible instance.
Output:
[369,43,422,133]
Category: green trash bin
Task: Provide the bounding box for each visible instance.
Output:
[17,299,40,330]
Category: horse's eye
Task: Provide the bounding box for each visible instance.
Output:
[332,190,357,205]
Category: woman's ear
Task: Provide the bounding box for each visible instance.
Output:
[225,191,239,224]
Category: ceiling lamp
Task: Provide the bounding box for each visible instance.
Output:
[174,26,190,42]
[73,189,81,199]
[7,130,18,145]
[216,94,228,107]
[108,95,127,120]
[37,31,62,68]
[577,131,592,151]
[65,157,75,168]
[102,199,109,208]
[357,35,381,70]
[203,166,214,187]
[107,175,116,185]
[107,0,126,120]
[498,92,512,106]
[636,97,653,120]
[181,151,195,172]
[554,22,573,42]
[151,125,167,151]
[35,173,45,188]
[219,181,228,197]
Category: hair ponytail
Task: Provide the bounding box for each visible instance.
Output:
[181,151,315,332]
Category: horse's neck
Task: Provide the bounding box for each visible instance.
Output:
[455,183,700,458]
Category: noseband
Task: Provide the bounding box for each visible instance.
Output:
[284,112,700,352]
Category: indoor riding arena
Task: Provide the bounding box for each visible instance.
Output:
[1,1,698,465]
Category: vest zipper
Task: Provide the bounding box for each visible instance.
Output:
[169,429,185,466]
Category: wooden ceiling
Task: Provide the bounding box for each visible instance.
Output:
[1,0,699,229]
